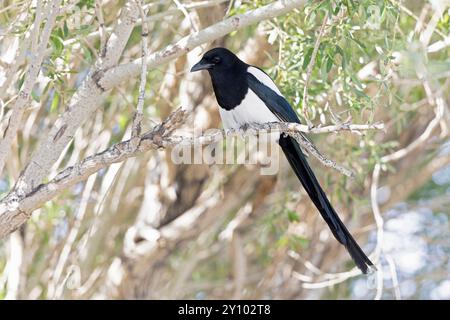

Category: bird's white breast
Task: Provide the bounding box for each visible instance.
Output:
[218,88,279,130]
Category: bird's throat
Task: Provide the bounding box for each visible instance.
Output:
[209,70,248,111]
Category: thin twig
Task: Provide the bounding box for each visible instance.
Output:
[389,0,446,39]
[290,131,354,177]
[302,13,328,126]
[371,162,384,300]
[173,0,198,32]
[385,254,402,300]
[131,1,149,138]
[0,0,62,176]
[381,96,444,163]
[0,106,383,238]
[95,0,107,56]
[369,79,446,299]
[168,121,383,178]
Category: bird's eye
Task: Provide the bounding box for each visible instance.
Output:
[212,56,221,64]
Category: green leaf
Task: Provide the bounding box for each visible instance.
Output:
[335,45,346,68]
[353,88,369,101]
[326,55,334,73]
[287,210,300,223]
[31,90,40,102]
[302,47,314,70]
[56,27,64,39]
[118,114,128,130]
[82,46,92,63]
[350,74,363,88]
[350,36,367,51]
[333,2,341,15]
[42,81,51,96]
[290,235,309,249]
[17,72,25,90]
[50,92,60,113]
[276,235,289,248]
[63,21,69,38]
[77,0,95,9]
[50,34,64,56]
[320,61,328,82]
[306,10,316,25]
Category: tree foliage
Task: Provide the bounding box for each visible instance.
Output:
[0,0,449,299]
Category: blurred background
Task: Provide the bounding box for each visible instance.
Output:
[0,0,449,299]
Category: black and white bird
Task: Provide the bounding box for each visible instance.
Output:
[191,47,375,274]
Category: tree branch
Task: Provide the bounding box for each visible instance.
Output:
[0,108,187,238]
[98,0,309,91]
[0,0,61,175]
[131,0,149,138]
[11,0,140,197]
[302,12,328,125]
[0,105,383,238]
[5,0,308,208]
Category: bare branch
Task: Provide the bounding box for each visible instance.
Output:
[0,0,62,175]
[385,254,402,300]
[168,120,383,178]
[302,12,329,125]
[370,162,384,299]
[0,104,383,239]
[9,0,308,206]
[0,108,187,238]
[381,96,445,162]
[368,82,447,299]
[98,0,309,91]
[95,0,107,55]
[173,0,198,33]
[12,0,141,196]
[131,0,149,138]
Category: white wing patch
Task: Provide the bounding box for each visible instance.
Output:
[218,66,283,144]
[247,66,282,96]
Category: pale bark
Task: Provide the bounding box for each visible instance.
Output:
[98,0,308,91]
[0,108,186,238]
[0,0,309,238]
[12,0,140,196]
[0,0,62,175]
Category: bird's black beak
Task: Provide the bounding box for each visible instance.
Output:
[190,59,214,72]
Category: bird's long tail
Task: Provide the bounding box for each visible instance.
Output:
[279,135,375,274]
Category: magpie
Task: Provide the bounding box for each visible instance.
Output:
[191,47,374,274]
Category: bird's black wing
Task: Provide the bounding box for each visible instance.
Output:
[246,71,315,155]
[246,71,374,274]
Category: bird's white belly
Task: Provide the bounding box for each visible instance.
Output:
[219,89,279,130]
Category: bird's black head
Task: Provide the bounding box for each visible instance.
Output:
[190,47,246,74]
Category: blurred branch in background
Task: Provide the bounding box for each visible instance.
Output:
[0,0,62,174]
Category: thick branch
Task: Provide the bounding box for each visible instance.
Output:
[302,12,328,124]
[168,121,383,178]
[0,108,187,238]
[7,0,307,206]
[0,106,383,239]
[131,0,149,138]
[12,0,140,196]
[98,0,308,91]
[0,0,62,175]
